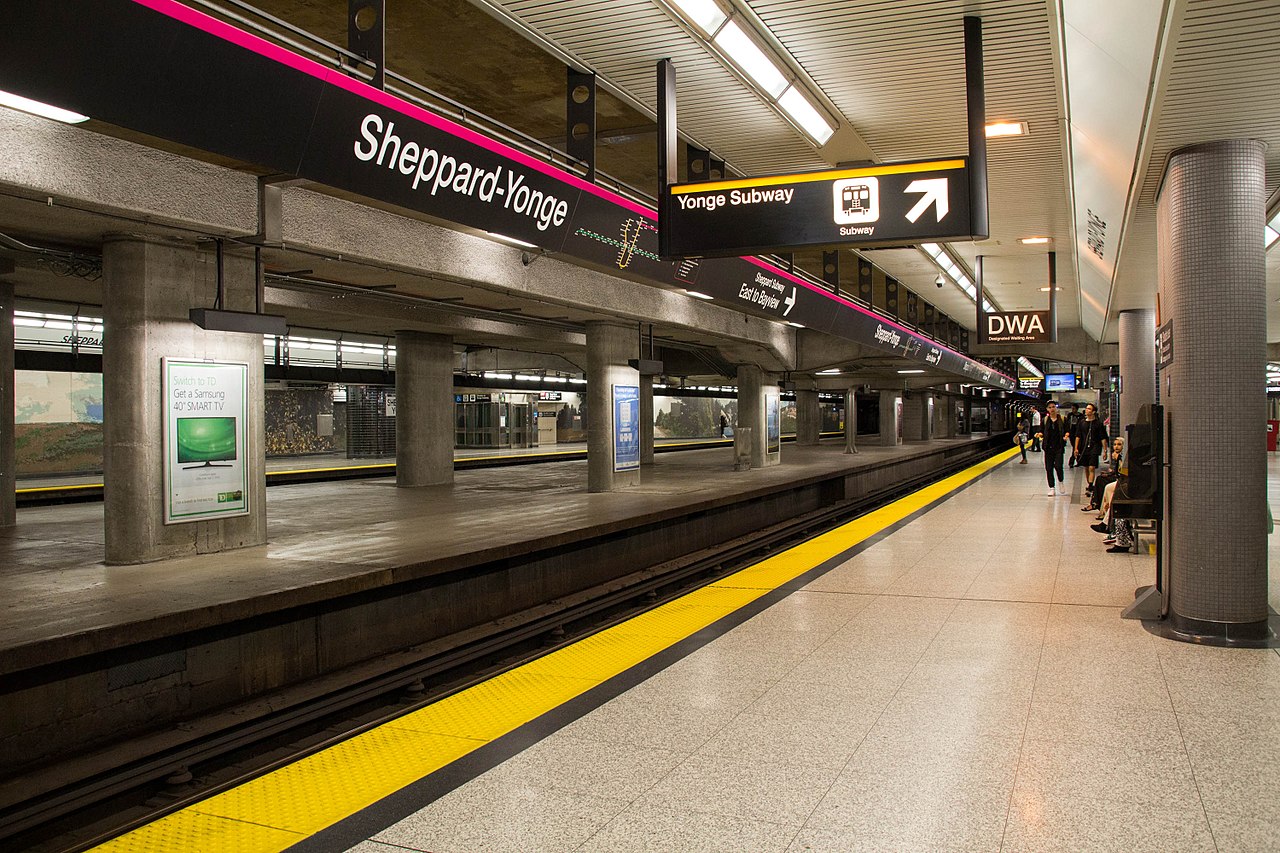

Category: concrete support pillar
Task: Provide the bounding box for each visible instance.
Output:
[736,364,780,467]
[877,390,902,446]
[963,399,973,434]
[939,395,955,438]
[922,394,935,441]
[796,388,820,445]
[103,236,266,564]
[843,387,859,454]
[1118,308,1156,433]
[1158,139,1270,643]
[901,389,921,438]
[395,330,453,487]
[0,280,13,527]
[639,375,655,466]
[587,322,640,492]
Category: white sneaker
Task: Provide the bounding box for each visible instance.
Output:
[1047,487,1055,496]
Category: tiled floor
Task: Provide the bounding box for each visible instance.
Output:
[344,455,1280,852]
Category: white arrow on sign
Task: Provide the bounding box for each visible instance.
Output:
[783,287,796,316]
[904,178,949,223]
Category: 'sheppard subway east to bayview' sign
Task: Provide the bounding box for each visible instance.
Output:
[0,0,1013,391]
[663,160,975,258]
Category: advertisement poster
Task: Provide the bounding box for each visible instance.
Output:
[163,358,249,524]
[767,395,781,454]
[613,385,640,471]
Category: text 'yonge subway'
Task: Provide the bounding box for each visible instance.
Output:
[353,113,570,231]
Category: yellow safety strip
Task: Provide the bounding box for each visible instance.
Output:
[670,159,967,195]
[92,447,1018,853]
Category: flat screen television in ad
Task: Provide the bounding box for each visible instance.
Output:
[176,416,237,468]
[1045,373,1077,392]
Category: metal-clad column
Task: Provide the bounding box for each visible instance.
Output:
[1117,309,1155,434]
[1158,140,1271,644]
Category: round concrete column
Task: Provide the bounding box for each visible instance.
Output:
[1118,309,1155,433]
[586,322,640,492]
[843,387,859,454]
[796,388,820,445]
[1158,139,1270,644]
[877,390,902,445]
[394,330,454,487]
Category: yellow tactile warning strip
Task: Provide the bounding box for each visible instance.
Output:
[91,447,1019,853]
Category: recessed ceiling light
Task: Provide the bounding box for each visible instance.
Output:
[898,369,926,374]
[1038,287,1062,292]
[1019,236,1051,245]
[985,121,1028,138]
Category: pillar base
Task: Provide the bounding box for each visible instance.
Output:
[1146,610,1279,649]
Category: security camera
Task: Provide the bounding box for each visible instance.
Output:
[935,274,945,288]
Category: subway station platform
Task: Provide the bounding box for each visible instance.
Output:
[0,437,953,672]
[80,449,1280,852]
[0,434,1004,802]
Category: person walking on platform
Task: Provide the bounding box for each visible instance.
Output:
[718,411,729,438]
[1065,404,1083,467]
[1029,408,1042,451]
[1038,400,1068,496]
[1073,403,1108,497]
[1015,419,1029,464]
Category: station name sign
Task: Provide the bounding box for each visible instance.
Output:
[662,159,976,259]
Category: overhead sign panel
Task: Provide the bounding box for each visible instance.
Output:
[663,159,975,259]
[985,311,1051,344]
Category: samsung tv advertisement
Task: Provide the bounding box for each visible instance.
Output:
[163,359,249,523]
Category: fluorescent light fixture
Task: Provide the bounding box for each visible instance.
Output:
[1019,236,1051,245]
[816,368,841,375]
[1266,224,1279,249]
[985,121,1028,138]
[669,0,727,34]
[921,242,943,257]
[714,20,788,97]
[898,369,926,374]
[1038,286,1063,292]
[483,371,513,380]
[777,85,834,144]
[0,89,89,124]
[486,231,537,249]
[1017,356,1042,377]
[685,289,714,300]
[786,321,805,328]
[569,378,587,384]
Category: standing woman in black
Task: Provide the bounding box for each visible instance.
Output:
[1073,402,1108,497]
[1039,400,1068,496]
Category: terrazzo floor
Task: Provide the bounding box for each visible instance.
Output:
[339,454,1280,852]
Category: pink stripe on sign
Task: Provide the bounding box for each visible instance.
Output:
[130,0,653,218]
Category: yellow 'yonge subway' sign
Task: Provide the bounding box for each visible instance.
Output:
[662,159,977,259]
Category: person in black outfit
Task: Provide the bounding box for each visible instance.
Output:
[1038,400,1068,496]
[1073,402,1108,496]
[1065,404,1083,467]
